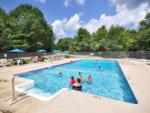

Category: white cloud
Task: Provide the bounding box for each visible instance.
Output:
[84,2,150,33]
[75,0,86,5]
[65,14,81,31]
[52,14,81,38]
[110,0,150,9]
[36,0,46,3]
[52,19,67,38]
[54,0,150,38]
[63,0,86,7]
[64,0,71,7]
[84,19,100,33]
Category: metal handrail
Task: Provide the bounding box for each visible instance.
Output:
[12,75,16,100]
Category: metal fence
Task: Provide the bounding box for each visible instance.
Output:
[0,52,54,59]
[75,51,150,59]
[0,51,150,59]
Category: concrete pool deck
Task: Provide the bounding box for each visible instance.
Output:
[0,56,150,113]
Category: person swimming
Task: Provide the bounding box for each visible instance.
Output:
[70,60,74,63]
[99,66,101,69]
[87,75,93,84]
[59,72,62,75]
[72,78,82,91]
[70,76,76,86]
[57,72,63,77]
[98,65,102,71]
[78,72,83,83]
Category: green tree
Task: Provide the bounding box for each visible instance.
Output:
[1,4,150,53]
[139,13,150,30]
[56,37,73,51]
[69,39,81,52]
[75,28,91,51]
[107,25,128,51]
[137,13,150,50]
[75,28,91,41]
[123,30,137,51]
[9,4,55,51]
[0,8,12,52]
[94,26,108,51]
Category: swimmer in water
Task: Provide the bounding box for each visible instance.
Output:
[87,75,93,84]
[78,72,83,83]
[58,72,63,76]
[98,66,101,71]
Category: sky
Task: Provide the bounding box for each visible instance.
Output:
[0,0,150,39]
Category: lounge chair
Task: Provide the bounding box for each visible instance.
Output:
[0,59,11,67]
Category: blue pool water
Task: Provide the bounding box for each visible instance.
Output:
[18,60,137,104]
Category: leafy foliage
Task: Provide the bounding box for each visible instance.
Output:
[0,4,149,52]
[56,37,73,51]
[0,8,12,51]
[0,4,55,52]
[138,13,150,51]
[56,13,150,52]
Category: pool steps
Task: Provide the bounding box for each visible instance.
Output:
[15,80,68,101]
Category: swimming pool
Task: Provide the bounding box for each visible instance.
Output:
[17,60,137,104]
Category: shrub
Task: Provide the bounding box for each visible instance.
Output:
[65,55,71,58]
[23,59,32,64]
[11,60,17,65]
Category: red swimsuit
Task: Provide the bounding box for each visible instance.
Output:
[70,79,76,86]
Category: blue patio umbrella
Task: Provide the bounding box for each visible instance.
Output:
[37,49,47,52]
[9,48,25,52]
[8,48,25,58]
